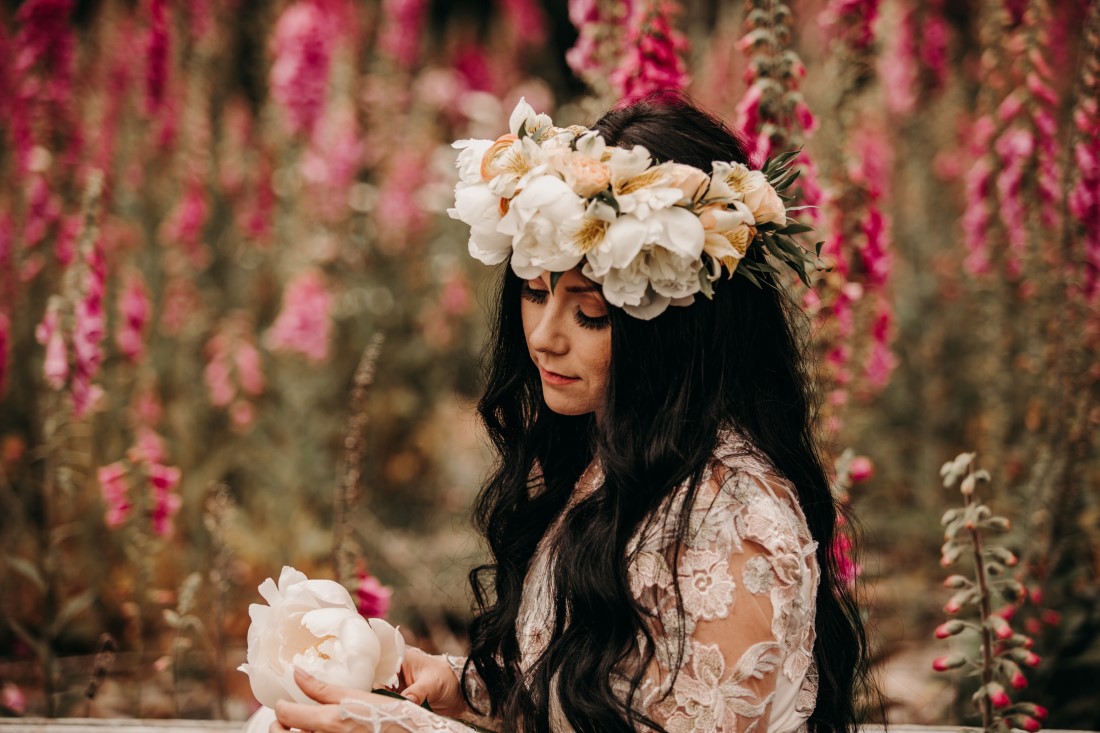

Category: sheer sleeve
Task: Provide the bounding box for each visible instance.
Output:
[626,464,818,733]
[446,654,503,731]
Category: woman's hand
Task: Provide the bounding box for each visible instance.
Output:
[396,647,469,718]
[270,667,463,733]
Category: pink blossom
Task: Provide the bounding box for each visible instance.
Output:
[36,300,68,388]
[879,7,916,114]
[994,127,1036,273]
[819,0,881,51]
[13,0,76,120]
[162,183,208,265]
[230,400,257,430]
[117,270,151,362]
[609,1,691,104]
[962,157,993,275]
[499,0,547,48]
[204,333,236,408]
[98,461,133,527]
[301,106,363,219]
[145,0,169,117]
[918,5,949,90]
[24,175,61,249]
[865,300,896,389]
[271,0,335,136]
[266,270,333,362]
[375,151,429,250]
[234,339,265,396]
[848,455,874,483]
[148,462,182,537]
[129,427,166,464]
[160,278,201,335]
[565,0,606,79]
[0,682,26,714]
[378,0,427,69]
[830,532,861,586]
[356,571,393,619]
[71,243,106,418]
[0,313,8,397]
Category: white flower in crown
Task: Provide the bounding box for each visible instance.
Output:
[499,175,588,278]
[448,98,813,320]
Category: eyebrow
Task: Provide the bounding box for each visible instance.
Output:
[564,284,601,293]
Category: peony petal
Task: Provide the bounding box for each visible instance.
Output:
[257,577,282,607]
[368,618,407,688]
[623,287,671,320]
[240,662,294,709]
[595,215,647,273]
[649,208,705,259]
[452,139,493,183]
[275,566,309,593]
[284,578,356,610]
[242,706,277,733]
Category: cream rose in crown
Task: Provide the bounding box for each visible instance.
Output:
[238,566,405,707]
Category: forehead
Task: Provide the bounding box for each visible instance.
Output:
[534,269,601,294]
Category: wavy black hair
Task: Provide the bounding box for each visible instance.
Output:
[463,92,874,733]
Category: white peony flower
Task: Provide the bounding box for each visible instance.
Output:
[238,566,405,708]
[498,175,588,278]
[452,138,493,184]
[448,184,512,265]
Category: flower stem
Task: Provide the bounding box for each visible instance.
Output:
[965,464,995,731]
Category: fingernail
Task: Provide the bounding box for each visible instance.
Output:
[294,666,315,679]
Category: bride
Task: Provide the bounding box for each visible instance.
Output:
[265,93,874,733]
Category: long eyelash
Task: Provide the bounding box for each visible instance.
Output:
[520,284,548,303]
[575,310,611,331]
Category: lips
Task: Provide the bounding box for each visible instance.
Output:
[539,366,579,386]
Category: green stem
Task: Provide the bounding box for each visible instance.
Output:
[965,467,995,732]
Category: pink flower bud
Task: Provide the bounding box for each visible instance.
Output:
[1023,651,1041,667]
[1040,610,1061,626]
[1011,715,1041,732]
[1009,669,1028,690]
[988,616,1013,639]
[943,575,969,589]
[934,620,965,639]
[943,597,962,614]
[1032,705,1049,719]
[932,654,966,672]
[987,683,1011,708]
[848,455,874,483]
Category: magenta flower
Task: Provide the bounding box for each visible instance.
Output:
[117,270,151,362]
[265,270,333,362]
[0,313,9,398]
[98,461,133,528]
[819,0,881,52]
[204,333,236,408]
[71,243,106,418]
[271,0,334,137]
[830,532,861,587]
[36,299,68,389]
[609,0,691,104]
[162,183,208,265]
[848,455,874,483]
[145,0,169,117]
[356,571,394,619]
[499,0,547,48]
[378,0,427,69]
[148,462,182,537]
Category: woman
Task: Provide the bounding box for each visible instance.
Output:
[270,93,873,733]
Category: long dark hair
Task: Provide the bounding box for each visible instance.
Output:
[465,93,873,733]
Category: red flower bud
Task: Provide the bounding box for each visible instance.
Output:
[934,620,965,639]
[987,684,1011,708]
[848,456,874,483]
[1024,651,1041,667]
[995,604,1018,620]
[932,654,967,672]
[1041,609,1062,626]
[1010,670,1028,690]
[1033,705,1049,719]
[1025,618,1042,635]
[1011,715,1041,732]
[943,574,969,589]
[989,616,1013,639]
[1029,586,1043,604]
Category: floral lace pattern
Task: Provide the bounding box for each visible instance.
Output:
[346,430,819,732]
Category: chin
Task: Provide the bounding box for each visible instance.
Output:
[543,398,597,417]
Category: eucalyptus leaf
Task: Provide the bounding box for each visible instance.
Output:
[549,271,563,293]
[5,556,46,595]
[50,589,96,637]
[779,222,814,235]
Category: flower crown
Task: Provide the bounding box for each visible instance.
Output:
[448,99,818,319]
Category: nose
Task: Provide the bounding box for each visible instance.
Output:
[527,297,569,356]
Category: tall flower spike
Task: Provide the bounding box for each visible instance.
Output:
[608,0,691,104]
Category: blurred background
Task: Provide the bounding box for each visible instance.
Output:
[1,0,1098,727]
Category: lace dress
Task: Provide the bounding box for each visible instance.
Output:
[340,430,820,733]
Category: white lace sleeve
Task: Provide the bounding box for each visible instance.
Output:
[628,463,818,733]
[446,654,502,730]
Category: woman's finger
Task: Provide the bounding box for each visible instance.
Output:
[294,666,362,705]
[274,699,342,732]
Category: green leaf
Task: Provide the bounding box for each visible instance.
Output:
[774,169,802,192]
[6,556,47,595]
[779,222,815,235]
[50,589,96,637]
[549,271,563,293]
[737,266,762,288]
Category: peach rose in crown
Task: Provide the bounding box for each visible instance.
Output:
[563,156,612,197]
[710,162,787,228]
[238,566,404,708]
